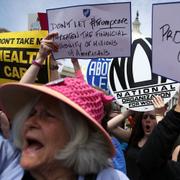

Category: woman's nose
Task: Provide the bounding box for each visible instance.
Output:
[144,118,151,123]
[24,103,46,129]
[24,115,41,130]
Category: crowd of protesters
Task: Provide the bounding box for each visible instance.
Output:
[0,31,179,180]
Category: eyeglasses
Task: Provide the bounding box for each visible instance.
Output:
[142,114,156,120]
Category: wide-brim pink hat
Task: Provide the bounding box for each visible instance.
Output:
[0,78,115,157]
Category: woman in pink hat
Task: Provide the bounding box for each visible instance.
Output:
[0,32,129,180]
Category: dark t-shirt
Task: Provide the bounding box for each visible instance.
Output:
[22,171,97,180]
[126,145,141,180]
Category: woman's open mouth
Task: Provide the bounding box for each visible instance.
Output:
[23,137,44,154]
[145,125,151,133]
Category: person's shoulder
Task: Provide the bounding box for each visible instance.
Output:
[97,167,129,180]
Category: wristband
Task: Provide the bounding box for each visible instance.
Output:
[32,60,43,69]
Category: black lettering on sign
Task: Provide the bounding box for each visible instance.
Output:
[0,48,38,64]
[50,19,73,30]
[160,24,180,63]
[36,38,43,45]
[89,17,128,30]
[16,38,35,45]
[0,38,15,44]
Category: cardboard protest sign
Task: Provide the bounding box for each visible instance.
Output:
[47,2,131,59]
[152,2,180,82]
[0,31,50,84]
[108,36,179,112]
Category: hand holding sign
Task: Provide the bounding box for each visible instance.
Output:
[152,95,166,123]
[38,32,59,60]
[152,96,166,114]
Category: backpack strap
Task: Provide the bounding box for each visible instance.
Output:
[84,174,97,180]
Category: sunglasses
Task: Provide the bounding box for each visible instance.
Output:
[142,114,156,120]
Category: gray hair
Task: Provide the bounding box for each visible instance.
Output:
[12,95,112,175]
[12,96,40,148]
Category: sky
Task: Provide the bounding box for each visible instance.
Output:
[0,0,178,37]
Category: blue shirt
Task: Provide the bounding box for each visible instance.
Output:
[111,136,127,174]
[0,133,23,180]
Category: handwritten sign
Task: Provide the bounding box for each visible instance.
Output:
[47,2,131,59]
[0,31,50,84]
[152,2,180,82]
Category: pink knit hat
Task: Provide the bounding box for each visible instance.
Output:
[47,78,113,124]
[0,77,115,156]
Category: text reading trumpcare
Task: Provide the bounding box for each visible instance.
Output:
[115,84,176,108]
[50,17,128,57]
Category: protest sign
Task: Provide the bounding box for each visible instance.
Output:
[152,2,180,82]
[0,30,50,83]
[87,58,112,94]
[108,36,179,112]
[47,2,131,59]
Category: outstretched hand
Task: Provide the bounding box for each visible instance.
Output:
[152,95,166,116]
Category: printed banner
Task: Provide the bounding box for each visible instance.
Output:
[47,2,131,59]
[87,58,112,94]
[108,36,179,112]
[152,2,180,82]
[0,30,50,83]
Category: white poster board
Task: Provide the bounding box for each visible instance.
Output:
[47,2,131,59]
[152,2,180,82]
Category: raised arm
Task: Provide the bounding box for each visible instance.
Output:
[49,55,60,81]
[107,110,133,142]
[20,32,59,83]
[107,110,132,129]
[71,58,84,80]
